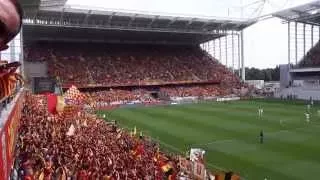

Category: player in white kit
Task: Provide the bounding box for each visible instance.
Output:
[307,104,311,112]
[280,119,284,126]
[258,106,264,118]
[305,113,310,123]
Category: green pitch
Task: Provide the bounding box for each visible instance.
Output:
[98,100,320,180]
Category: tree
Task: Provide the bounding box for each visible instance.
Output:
[235,66,280,81]
[239,67,280,81]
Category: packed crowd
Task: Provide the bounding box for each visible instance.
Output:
[25,43,240,87]
[83,84,236,107]
[160,85,227,97]
[14,93,179,179]
[300,41,320,67]
[85,89,157,106]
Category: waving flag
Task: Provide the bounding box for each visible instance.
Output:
[63,85,85,105]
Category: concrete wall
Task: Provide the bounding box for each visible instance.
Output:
[275,87,320,100]
[280,64,291,89]
[24,61,48,80]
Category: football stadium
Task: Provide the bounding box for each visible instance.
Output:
[1,0,320,180]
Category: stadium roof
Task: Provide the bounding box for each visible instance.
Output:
[273,0,320,25]
[22,3,256,45]
[20,0,67,16]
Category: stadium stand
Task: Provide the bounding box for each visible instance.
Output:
[160,84,226,97]
[14,92,181,179]
[24,42,240,88]
[83,84,237,110]
[299,41,320,67]
[85,88,158,108]
[1,1,255,179]
[19,40,244,179]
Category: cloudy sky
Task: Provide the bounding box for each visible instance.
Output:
[66,0,315,68]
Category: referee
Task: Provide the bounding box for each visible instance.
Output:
[260,130,264,144]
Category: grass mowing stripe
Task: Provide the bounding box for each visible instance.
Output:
[98,100,320,180]
[109,108,197,149]
[139,106,273,143]
[182,104,306,130]
[135,107,218,142]
[177,106,320,163]
[114,105,320,164]
[204,144,299,180]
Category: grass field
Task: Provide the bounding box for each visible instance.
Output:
[98,100,320,180]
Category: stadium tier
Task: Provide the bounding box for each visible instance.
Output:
[24,42,240,89]
[160,84,228,97]
[15,93,180,179]
[85,89,158,106]
[84,84,240,110]
[299,41,320,67]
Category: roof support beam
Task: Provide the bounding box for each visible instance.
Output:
[166,17,178,28]
[82,10,92,26]
[148,15,159,28]
[185,18,196,28]
[201,20,214,29]
[59,8,65,25]
[128,14,138,27]
[291,9,309,16]
[234,23,244,31]
[32,5,40,23]
[293,12,320,25]
[107,12,116,25]
[217,21,230,31]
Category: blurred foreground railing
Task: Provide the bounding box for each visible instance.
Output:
[0,88,25,180]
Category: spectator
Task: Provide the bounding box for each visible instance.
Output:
[25,43,240,87]
[15,93,178,179]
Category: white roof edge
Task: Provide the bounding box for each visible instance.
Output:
[272,0,320,19]
[41,4,255,23]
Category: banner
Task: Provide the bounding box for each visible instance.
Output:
[5,90,23,173]
[0,131,7,180]
[47,93,57,114]
[216,97,240,102]
[0,90,24,179]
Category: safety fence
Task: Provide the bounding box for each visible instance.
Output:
[0,89,25,180]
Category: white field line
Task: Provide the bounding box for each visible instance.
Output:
[192,124,320,147]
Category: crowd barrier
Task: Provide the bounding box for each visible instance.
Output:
[61,80,221,89]
[0,89,24,180]
[93,101,166,111]
[93,96,244,111]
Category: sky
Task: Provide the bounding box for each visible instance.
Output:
[66,0,316,69]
